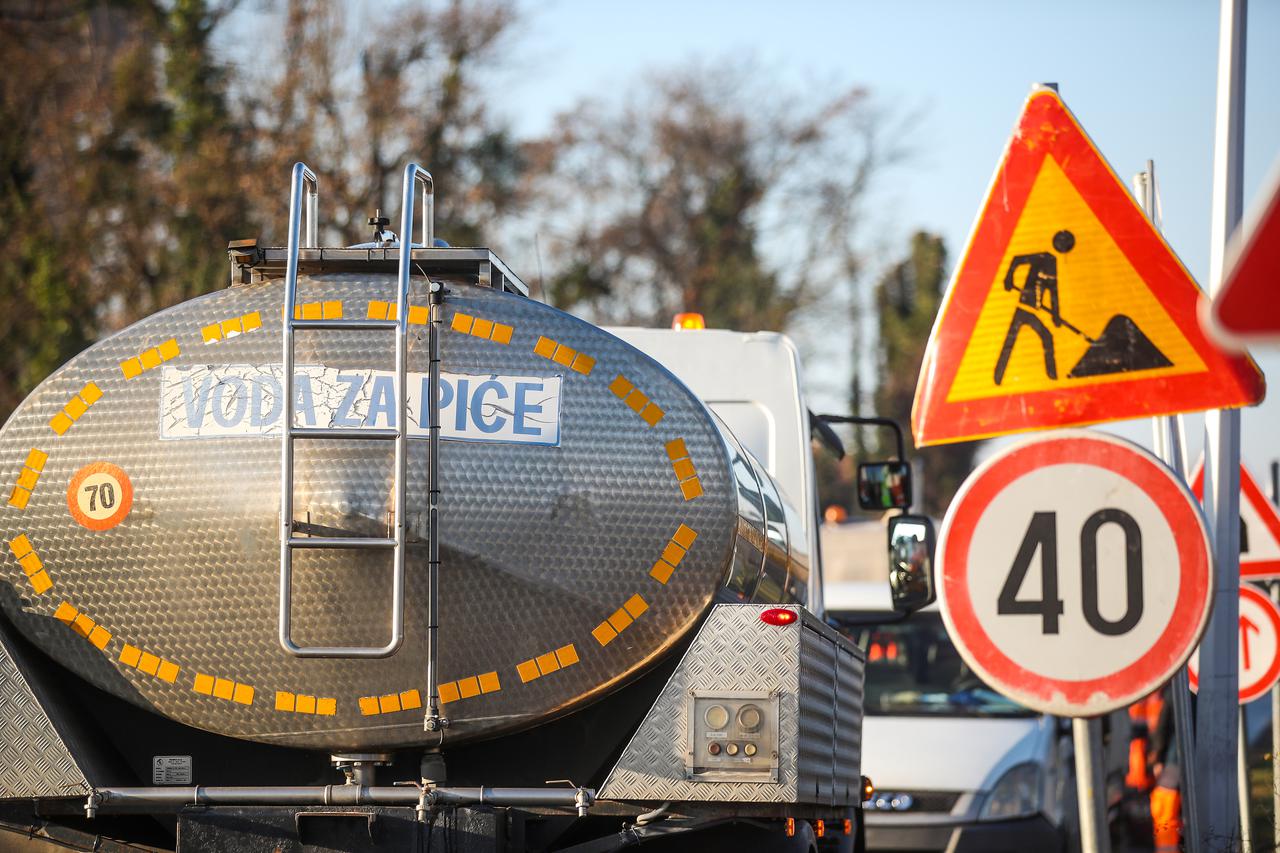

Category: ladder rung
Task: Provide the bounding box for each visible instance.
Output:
[290,427,399,440]
[290,319,399,331]
[288,536,397,550]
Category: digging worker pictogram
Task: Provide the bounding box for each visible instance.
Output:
[993,229,1173,386]
[994,230,1074,385]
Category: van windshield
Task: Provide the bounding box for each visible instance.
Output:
[830,612,1036,718]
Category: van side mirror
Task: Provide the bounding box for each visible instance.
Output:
[888,514,936,613]
[857,461,912,510]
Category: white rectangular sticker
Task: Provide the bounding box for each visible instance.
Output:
[152,755,192,785]
[159,365,561,446]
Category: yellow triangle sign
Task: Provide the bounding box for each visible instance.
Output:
[913,89,1263,446]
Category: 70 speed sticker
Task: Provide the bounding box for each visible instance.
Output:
[67,462,133,531]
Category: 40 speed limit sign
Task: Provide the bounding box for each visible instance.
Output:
[939,431,1213,716]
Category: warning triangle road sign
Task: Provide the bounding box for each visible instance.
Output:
[912,88,1264,447]
[1190,458,1280,580]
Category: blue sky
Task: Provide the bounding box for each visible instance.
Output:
[495,0,1280,476]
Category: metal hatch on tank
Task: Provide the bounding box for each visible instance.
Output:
[0,164,808,753]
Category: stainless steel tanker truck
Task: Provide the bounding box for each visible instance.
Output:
[0,163,935,852]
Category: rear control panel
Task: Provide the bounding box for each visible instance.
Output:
[686,690,779,782]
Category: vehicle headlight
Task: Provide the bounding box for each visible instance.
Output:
[978,762,1041,821]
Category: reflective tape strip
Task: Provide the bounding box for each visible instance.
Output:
[193,672,254,705]
[438,671,502,704]
[203,311,262,344]
[451,311,514,346]
[607,373,664,426]
[594,595,649,645]
[271,692,338,716]
[516,659,540,683]
[554,644,579,667]
[591,622,618,646]
[9,449,47,511]
[533,335,593,373]
[119,643,180,683]
[357,688,422,715]
[370,301,430,324]
[664,439,703,500]
[51,601,111,650]
[672,524,698,549]
[535,652,560,675]
[7,533,52,596]
[606,608,632,633]
[651,524,698,585]
[122,339,180,379]
[516,645,579,684]
[49,383,103,436]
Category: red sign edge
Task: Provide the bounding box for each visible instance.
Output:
[1203,153,1280,348]
[1188,458,1280,580]
[1188,584,1280,704]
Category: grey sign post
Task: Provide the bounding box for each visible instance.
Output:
[1135,162,1204,853]
[1200,0,1247,849]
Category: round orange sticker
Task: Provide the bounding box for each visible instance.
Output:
[67,462,133,531]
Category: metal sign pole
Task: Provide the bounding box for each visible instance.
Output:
[1138,163,1205,853]
[1201,0,1248,849]
[1073,717,1112,853]
[1270,460,1279,852]
[1239,709,1253,850]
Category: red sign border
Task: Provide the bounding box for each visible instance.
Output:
[1189,459,1280,579]
[939,431,1213,716]
[1188,584,1280,705]
[912,89,1264,447]
[1203,155,1280,348]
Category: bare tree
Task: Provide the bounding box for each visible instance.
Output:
[243,0,527,246]
[0,0,530,417]
[526,59,898,332]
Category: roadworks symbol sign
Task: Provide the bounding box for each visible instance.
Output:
[912,88,1264,447]
[1189,458,1280,581]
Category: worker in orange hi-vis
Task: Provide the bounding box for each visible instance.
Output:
[1147,687,1181,852]
[1126,692,1161,792]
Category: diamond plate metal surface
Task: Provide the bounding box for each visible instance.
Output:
[834,641,864,802]
[0,622,86,798]
[599,605,865,806]
[0,275,756,752]
[799,622,838,803]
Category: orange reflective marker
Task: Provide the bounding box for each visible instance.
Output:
[912,88,1263,447]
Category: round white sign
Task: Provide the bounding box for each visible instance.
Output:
[938,431,1213,716]
[1189,584,1280,704]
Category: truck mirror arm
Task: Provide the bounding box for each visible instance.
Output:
[815,414,907,462]
[808,409,846,460]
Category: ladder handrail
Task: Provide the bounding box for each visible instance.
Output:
[415,170,435,249]
[278,161,405,659]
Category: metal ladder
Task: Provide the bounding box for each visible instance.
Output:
[278,161,436,661]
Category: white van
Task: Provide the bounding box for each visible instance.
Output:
[824,581,1130,852]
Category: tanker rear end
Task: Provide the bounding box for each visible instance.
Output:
[0,163,871,852]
